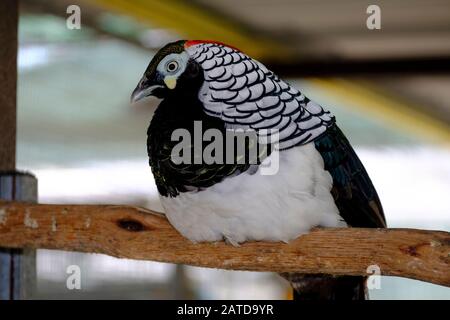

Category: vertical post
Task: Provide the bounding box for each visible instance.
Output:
[0,0,38,300]
[0,0,18,171]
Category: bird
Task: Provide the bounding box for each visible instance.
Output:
[131,40,386,300]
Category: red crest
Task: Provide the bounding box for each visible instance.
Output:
[184,40,240,52]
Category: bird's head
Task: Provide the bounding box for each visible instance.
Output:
[132,40,235,103]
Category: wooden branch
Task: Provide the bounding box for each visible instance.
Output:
[0,201,448,286]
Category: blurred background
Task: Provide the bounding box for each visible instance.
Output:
[16,0,450,299]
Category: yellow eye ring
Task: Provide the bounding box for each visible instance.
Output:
[166,61,179,73]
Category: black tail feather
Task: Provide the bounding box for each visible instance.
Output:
[281,273,367,300]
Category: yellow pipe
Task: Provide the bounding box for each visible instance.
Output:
[312,78,450,145]
[92,0,293,60]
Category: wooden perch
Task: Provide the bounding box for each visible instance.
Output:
[0,201,448,286]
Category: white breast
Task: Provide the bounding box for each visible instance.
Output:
[160,143,346,244]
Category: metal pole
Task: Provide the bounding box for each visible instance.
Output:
[0,172,38,300]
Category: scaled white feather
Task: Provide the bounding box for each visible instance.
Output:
[186,43,335,150]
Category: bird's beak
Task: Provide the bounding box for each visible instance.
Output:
[130,76,163,103]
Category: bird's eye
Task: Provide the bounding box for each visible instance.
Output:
[166,61,179,73]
